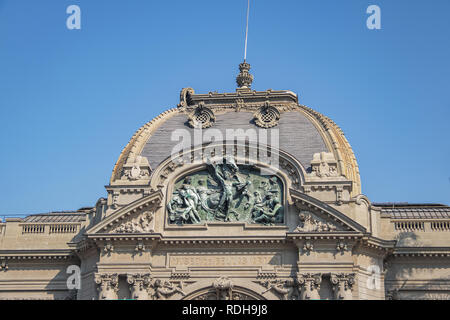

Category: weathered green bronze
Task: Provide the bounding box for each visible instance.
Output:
[167,157,284,225]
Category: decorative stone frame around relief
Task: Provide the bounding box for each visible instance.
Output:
[148,143,307,231]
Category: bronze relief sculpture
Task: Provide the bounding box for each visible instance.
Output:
[167,157,284,225]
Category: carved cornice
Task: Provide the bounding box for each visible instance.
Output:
[0,249,77,261]
[390,247,450,258]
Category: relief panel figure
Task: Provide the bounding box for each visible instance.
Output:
[167,157,284,225]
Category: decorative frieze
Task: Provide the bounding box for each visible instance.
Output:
[170,254,281,268]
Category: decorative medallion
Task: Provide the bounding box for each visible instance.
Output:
[188,103,216,129]
[254,102,281,128]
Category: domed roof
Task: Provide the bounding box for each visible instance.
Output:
[111,87,361,196]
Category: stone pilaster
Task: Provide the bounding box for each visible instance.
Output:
[331,273,355,300]
[297,273,322,300]
[94,273,119,300]
[127,273,151,300]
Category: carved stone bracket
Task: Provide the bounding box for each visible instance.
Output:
[297,273,322,300]
[95,273,119,300]
[127,273,152,300]
[330,273,355,300]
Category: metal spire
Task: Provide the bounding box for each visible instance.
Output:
[237,0,254,89]
[244,0,250,61]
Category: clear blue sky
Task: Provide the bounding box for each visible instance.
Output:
[0,0,449,215]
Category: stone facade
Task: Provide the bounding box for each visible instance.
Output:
[0,64,449,300]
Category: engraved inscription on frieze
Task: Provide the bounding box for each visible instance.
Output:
[170,254,281,267]
[167,156,284,225]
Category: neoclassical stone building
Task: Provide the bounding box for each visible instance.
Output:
[0,62,449,300]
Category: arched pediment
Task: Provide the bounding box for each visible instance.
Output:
[149,142,306,193]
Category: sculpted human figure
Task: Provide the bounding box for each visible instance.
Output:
[261,280,292,300]
[179,187,201,223]
[209,157,241,221]
[153,279,185,300]
[252,197,283,224]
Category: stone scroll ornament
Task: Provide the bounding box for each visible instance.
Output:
[167,157,284,225]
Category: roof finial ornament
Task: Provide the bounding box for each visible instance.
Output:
[236,61,253,89]
[236,0,253,90]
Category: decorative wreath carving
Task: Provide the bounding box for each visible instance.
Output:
[188,103,216,129]
[254,103,281,128]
